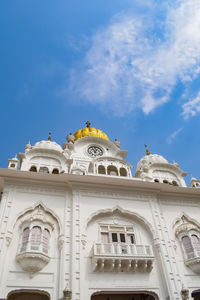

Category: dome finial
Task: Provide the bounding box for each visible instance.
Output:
[48,132,51,141]
[86,120,91,128]
[145,144,150,156]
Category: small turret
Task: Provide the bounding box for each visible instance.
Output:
[190,177,200,188]
[8,155,19,170]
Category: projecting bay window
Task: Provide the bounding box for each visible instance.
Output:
[16,205,56,274]
[182,234,200,259]
[175,216,200,274]
[19,225,50,255]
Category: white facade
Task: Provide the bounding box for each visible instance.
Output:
[0,125,200,300]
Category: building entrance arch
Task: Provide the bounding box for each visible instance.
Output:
[7,289,50,300]
[91,291,158,300]
[192,289,200,300]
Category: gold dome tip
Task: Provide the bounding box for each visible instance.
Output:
[86,120,91,128]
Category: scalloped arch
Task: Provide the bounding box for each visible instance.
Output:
[85,205,156,239]
[172,212,200,229]
[10,201,62,233]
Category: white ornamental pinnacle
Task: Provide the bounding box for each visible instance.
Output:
[66,133,75,144]
[113,138,120,148]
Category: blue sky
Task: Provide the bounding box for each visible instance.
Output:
[0,0,200,184]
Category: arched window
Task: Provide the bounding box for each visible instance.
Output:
[100,225,135,244]
[52,168,59,174]
[30,226,41,250]
[191,235,200,251]
[29,166,37,172]
[42,229,50,254]
[39,167,49,173]
[10,163,15,168]
[172,180,178,186]
[182,236,193,255]
[98,165,106,174]
[154,179,159,183]
[107,165,118,176]
[120,168,127,177]
[20,227,30,252]
[163,179,169,184]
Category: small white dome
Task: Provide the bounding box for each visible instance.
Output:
[33,140,63,153]
[136,154,168,172]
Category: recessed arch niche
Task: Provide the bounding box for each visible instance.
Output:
[91,290,159,300]
[7,289,50,300]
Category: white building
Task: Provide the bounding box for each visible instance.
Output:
[0,122,200,300]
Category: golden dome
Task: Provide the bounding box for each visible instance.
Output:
[74,121,109,141]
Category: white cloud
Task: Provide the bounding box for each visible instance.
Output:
[182,92,200,119]
[70,0,200,116]
[166,127,183,144]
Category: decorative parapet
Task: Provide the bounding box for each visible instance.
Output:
[92,243,154,272]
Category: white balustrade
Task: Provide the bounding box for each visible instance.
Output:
[93,242,153,258]
[92,242,154,272]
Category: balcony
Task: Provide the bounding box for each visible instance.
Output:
[92,243,154,272]
[185,250,200,274]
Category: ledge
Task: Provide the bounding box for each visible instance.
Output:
[0,168,200,198]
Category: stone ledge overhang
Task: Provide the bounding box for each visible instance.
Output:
[1,168,200,198]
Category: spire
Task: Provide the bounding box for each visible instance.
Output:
[145,144,150,156]
[48,132,51,141]
[86,120,91,128]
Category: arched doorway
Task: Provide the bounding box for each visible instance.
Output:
[7,289,50,300]
[91,291,158,300]
[192,289,200,300]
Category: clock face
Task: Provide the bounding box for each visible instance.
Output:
[87,146,103,158]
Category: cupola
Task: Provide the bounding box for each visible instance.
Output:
[8,155,19,170]
[73,120,109,141]
[135,145,187,187]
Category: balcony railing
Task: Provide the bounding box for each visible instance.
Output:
[92,243,154,272]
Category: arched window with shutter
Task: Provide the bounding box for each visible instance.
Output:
[31,226,42,251]
[20,227,30,252]
[182,236,193,257]
[42,228,50,254]
[191,235,200,252]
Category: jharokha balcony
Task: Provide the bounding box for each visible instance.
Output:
[92,243,154,272]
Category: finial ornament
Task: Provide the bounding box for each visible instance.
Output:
[86,120,91,128]
[48,132,51,141]
[113,138,120,148]
[66,133,75,144]
[145,144,150,156]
